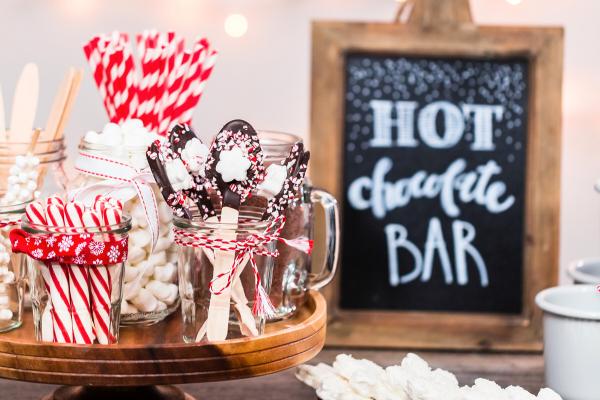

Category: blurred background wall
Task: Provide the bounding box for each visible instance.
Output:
[0,0,597,281]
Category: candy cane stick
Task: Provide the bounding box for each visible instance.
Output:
[44,203,74,343]
[64,202,95,344]
[83,209,114,344]
[25,202,55,342]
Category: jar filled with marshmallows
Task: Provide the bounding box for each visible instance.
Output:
[71,120,179,326]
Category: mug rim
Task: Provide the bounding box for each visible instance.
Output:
[567,258,600,284]
[21,214,132,235]
[535,285,600,321]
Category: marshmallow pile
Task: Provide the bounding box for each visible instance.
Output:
[120,194,179,316]
[84,119,163,170]
[0,228,16,321]
[296,353,562,400]
[1,154,40,205]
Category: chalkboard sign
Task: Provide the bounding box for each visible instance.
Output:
[340,54,528,314]
[310,7,563,350]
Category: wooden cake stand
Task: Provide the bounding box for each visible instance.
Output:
[0,291,326,400]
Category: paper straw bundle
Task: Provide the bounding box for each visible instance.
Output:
[83,30,218,136]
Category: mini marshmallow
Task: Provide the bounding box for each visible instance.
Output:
[141,261,155,278]
[140,275,150,288]
[123,265,141,283]
[180,138,209,176]
[147,251,167,266]
[0,295,9,306]
[165,157,194,192]
[2,272,15,284]
[123,279,142,301]
[127,246,146,265]
[130,229,152,249]
[0,309,13,320]
[258,164,288,196]
[156,301,167,311]
[154,236,172,253]
[216,146,251,182]
[505,386,536,400]
[131,288,158,312]
[154,263,177,283]
[537,388,562,400]
[146,280,178,304]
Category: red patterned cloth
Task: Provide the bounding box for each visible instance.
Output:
[10,229,128,266]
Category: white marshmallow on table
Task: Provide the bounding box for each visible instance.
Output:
[146,280,178,305]
[131,288,158,312]
[154,263,177,283]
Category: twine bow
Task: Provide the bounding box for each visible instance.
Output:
[173,215,313,317]
[72,151,160,250]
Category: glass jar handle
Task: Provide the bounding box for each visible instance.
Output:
[307,188,340,290]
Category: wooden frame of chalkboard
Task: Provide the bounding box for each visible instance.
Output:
[310,2,563,351]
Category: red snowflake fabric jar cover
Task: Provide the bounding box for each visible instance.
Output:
[11,215,131,345]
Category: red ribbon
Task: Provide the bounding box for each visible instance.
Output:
[10,229,129,266]
[173,215,313,317]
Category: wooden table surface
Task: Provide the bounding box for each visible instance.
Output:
[0,349,544,399]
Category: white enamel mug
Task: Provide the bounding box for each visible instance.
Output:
[535,285,600,400]
[568,258,600,284]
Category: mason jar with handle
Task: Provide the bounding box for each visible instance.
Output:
[258,131,340,320]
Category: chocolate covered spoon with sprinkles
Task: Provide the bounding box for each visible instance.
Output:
[168,123,216,220]
[146,139,193,219]
[204,119,265,341]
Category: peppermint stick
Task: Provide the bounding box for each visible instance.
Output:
[64,201,95,344]
[205,120,266,341]
[43,202,74,343]
[83,209,113,344]
[25,201,54,342]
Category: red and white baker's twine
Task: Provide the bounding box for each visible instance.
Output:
[173,216,313,317]
[0,220,19,229]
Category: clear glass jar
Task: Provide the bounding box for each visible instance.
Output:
[175,208,276,343]
[72,139,179,326]
[0,201,29,332]
[22,215,132,344]
[0,137,68,197]
[256,131,340,320]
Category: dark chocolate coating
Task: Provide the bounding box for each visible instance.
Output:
[206,119,265,209]
[146,140,192,219]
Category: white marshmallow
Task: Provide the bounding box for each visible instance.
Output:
[142,261,155,278]
[154,236,172,253]
[146,280,178,304]
[0,309,13,320]
[167,251,178,264]
[165,157,194,192]
[147,251,167,266]
[123,265,140,283]
[154,263,177,283]
[216,146,251,182]
[123,279,142,301]
[130,229,152,249]
[127,245,146,265]
[180,138,209,175]
[156,301,167,311]
[2,272,15,284]
[84,130,102,144]
[258,164,288,196]
[131,288,158,312]
[0,295,9,306]
[140,276,149,287]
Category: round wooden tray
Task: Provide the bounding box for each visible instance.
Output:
[0,291,326,400]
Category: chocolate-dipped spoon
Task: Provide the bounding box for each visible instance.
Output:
[263,148,310,221]
[146,139,192,219]
[167,124,216,221]
[204,119,265,341]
